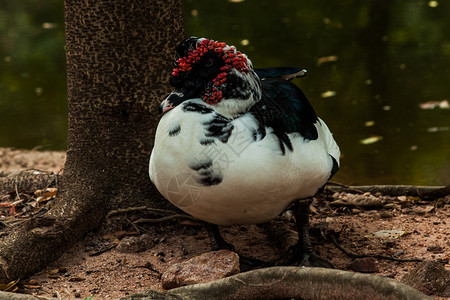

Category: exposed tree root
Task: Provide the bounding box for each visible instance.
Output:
[120,267,432,300]
[0,184,108,282]
[0,291,46,300]
[0,267,434,300]
[328,183,449,198]
[0,170,61,195]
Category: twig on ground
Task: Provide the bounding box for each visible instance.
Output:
[135,263,162,278]
[126,218,143,234]
[89,244,117,256]
[331,236,423,263]
[327,182,365,194]
[43,168,63,193]
[134,214,200,225]
[106,206,179,219]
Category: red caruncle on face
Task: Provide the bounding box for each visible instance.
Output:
[171,39,250,104]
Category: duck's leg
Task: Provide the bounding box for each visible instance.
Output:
[294,199,335,268]
[205,223,265,271]
[206,223,235,251]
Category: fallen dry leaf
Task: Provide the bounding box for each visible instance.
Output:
[27,279,39,285]
[47,267,66,278]
[321,90,337,98]
[364,120,375,127]
[359,136,383,145]
[194,234,209,240]
[47,268,59,275]
[36,195,53,203]
[365,230,407,239]
[0,279,19,292]
[69,277,86,282]
[177,219,201,227]
[23,285,41,289]
[34,188,57,198]
[419,99,449,110]
[317,55,338,65]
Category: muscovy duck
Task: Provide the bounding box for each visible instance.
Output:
[149,37,340,267]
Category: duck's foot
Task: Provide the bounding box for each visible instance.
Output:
[296,250,335,268]
[205,223,267,271]
[280,199,335,268]
[239,256,267,272]
[266,245,334,268]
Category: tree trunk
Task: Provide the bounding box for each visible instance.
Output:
[0,0,185,282]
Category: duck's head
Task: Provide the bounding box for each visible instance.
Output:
[160,37,261,118]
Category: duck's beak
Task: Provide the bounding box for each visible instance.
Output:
[159,88,199,114]
[159,90,185,114]
[159,98,174,114]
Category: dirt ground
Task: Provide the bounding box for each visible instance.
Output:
[0,147,449,299]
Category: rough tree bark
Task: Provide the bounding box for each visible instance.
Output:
[0,0,185,282]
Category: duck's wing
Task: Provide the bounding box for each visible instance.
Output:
[249,76,319,154]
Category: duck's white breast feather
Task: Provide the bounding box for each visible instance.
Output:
[150,99,338,225]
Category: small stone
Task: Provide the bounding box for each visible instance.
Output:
[427,245,443,253]
[384,240,396,248]
[161,250,239,290]
[348,257,379,273]
[380,211,393,219]
[401,260,450,297]
[371,213,381,220]
[397,196,408,202]
[402,208,413,214]
[424,206,435,213]
[116,234,156,253]
[413,208,426,216]
[74,292,81,298]
[383,203,397,209]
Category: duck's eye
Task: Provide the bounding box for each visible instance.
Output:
[205,58,214,67]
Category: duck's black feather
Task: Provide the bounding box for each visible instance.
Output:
[249,77,319,153]
[329,155,339,180]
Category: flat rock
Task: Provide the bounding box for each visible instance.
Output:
[116,234,156,253]
[401,260,450,297]
[347,257,379,273]
[161,250,240,290]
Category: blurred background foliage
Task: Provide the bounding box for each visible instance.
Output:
[0,0,449,185]
[0,0,66,150]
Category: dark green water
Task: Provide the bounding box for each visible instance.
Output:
[0,0,449,185]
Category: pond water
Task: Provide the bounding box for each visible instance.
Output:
[0,0,449,186]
